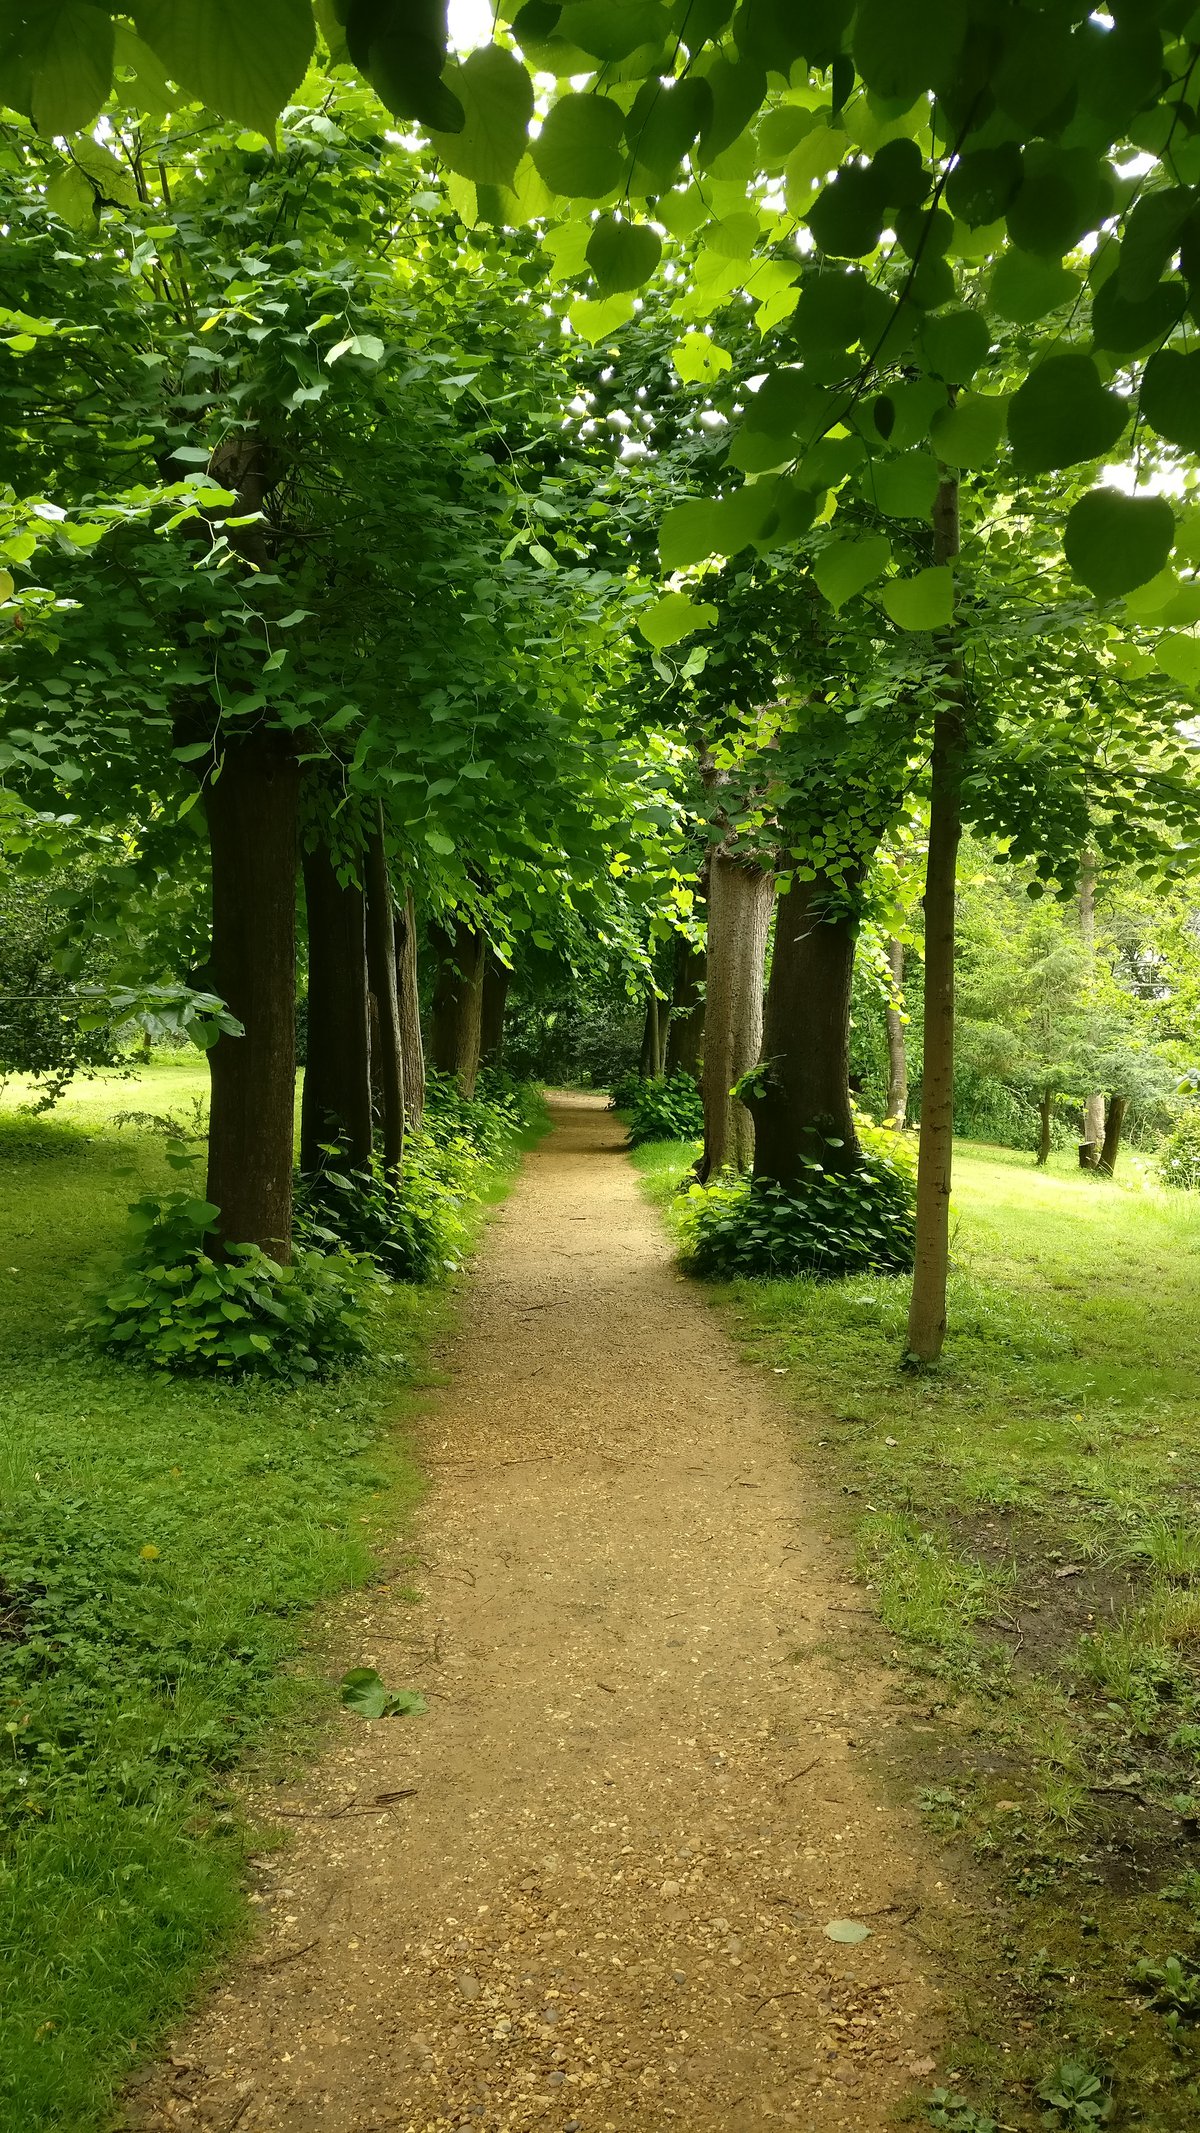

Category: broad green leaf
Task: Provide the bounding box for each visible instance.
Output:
[868,450,941,520]
[791,269,893,355]
[808,164,890,258]
[880,566,955,631]
[428,47,532,188]
[1091,272,1185,356]
[919,308,991,384]
[655,185,710,238]
[1063,487,1175,600]
[135,0,315,136]
[542,216,592,279]
[929,392,1008,469]
[23,0,115,136]
[756,104,818,172]
[340,1667,428,1720]
[567,292,636,344]
[994,8,1077,129]
[812,533,892,612]
[671,333,733,384]
[854,0,965,103]
[823,1918,872,1944]
[1006,145,1111,262]
[531,92,625,199]
[989,250,1080,325]
[1140,350,1200,456]
[1008,354,1127,473]
[586,215,661,296]
[1155,632,1200,690]
[695,53,766,169]
[557,1,669,60]
[45,163,96,229]
[627,75,713,182]
[783,126,850,211]
[638,592,719,648]
[945,144,1023,228]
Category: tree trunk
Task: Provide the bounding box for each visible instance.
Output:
[395,887,425,1128]
[1079,847,1104,1164]
[639,992,661,1079]
[1036,1091,1053,1167]
[906,476,966,1366]
[884,938,908,1129]
[665,933,705,1080]
[429,919,485,1096]
[203,733,298,1262]
[747,870,862,1187]
[698,851,774,1180]
[301,841,373,1175]
[480,956,511,1067]
[655,999,670,1077]
[364,807,404,1183]
[1097,1094,1127,1176]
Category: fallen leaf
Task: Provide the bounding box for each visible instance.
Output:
[824,1919,871,1944]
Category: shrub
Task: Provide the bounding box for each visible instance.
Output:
[681,1135,917,1280]
[1159,1111,1200,1191]
[295,1134,476,1283]
[83,1191,382,1379]
[608,1068,644,1111]
[625,1072,704,1145]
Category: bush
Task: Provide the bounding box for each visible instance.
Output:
[625,1071,704,1146]
[83,1191,382,1379]
[608,1068,644,1111]
[1159,1112,1200,1191]
[681,1135,917,1280]
[295,1133,477,1283]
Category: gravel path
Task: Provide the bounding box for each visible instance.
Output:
[133,1093,946,2132]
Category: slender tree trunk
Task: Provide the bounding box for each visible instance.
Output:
[1097,1094,1127,1176]
[698,850,774,1180]
[746,869,863,1187]
[906,476,966,1365]
[1036,1091,1053,1167]
[365,808,404,1183]
[429,919,485,1096]
[480,956,511,1067]
[665,933,705,1080]
[203,733,298,1262]
[301,841,373,1175]
[1079,847,1104,1164]
[639,992,661,1079]
[395,887,425,1127]
[884,938,908,1129]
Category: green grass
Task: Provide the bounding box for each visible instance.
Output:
[633,1132,1200,2132]
[0,1058,531,2133]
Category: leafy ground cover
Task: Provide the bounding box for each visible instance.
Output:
[0,1059,537,2133]
[635,1133,1200,2132]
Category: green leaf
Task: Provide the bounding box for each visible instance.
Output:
[808,164,890,259]
[824,1918,872,1944]
[919,308,991,385]
[671,333,732,384]
[868,450,941,520]
[1008,354,1127,473]
[567,291,635,344]
[812,533,892,612]
[586,214,662,297]
[1140,350,1200,456]
[880,566,955,632]
[945,144,1023,228]
[783,125,850,211]
[341,0,462,128]
[428,47,532,187]
[988,250,1080,325]
[1155,632,1200,690]
[1091,272,1185,356]
[853,0,964,102]
[134,0,315,136]
[557,1,669,61]
[21,0,115,136]
[531,92,625,199]
[627,75,712,182]
[638,593,719,648]
[929,392,1008,469]
[1063,487,1175,601]
[340,1668,428,1720]
[660,499,723,571]
[1006,145,1111,262]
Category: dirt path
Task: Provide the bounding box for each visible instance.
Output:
[136,1095,948,2133]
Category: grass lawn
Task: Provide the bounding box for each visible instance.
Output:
[634,1132,1200,2132]
[0,1058,525,2133]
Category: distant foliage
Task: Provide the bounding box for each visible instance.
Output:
[608,1068,644,1111]
[1159,1113,1200,1192]
[626,1072,703,1146]
[0,870,125,1106]
[682,1135,917,1281]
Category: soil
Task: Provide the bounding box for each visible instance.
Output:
[128,1094,951,2133]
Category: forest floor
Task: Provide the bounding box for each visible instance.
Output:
[129,1092,950,2133]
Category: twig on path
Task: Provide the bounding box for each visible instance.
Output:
[595,1681,617,1695]
[374,1787,419,1803]
[778,1758,822,1787]
[746,1986,808,2009]
[222,2091,255,2132]
[272,1794,360,1819]
[252,1939,318,1973]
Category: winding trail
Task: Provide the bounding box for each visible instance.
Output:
[137,1094,947,2133]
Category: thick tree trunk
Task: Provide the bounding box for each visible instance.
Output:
[429,919,485,1096]
[1098,1094,1127,1176]
[665,934,705,1080]
[639,993,661,1079]
[884,938,908,1129]
[698,851,774,1180]
[301,841,373,1175]
[906,477,966,1365]
[204,734,298,1262]
[365,809,404,1182]
[480,956,511,1067]
[1079,847,1104,1164]
[747,870,862,1187]
[1036,1091,1053,1167]
[395,887,425,1127]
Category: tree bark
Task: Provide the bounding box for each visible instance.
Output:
[395,887,425,1127]
[364,807,404,1183]
[429,918,485,1096]
[906,476,966,1365]
[1098,1094,1127,1176]
[639,992,661,1079]
[203,733,298,1262]
[665,933,705,1080]
[747,870,862,1187]
[884,938,908,1129]
[480,956,511,1067]
[1079,846,1104,1164]
[301,840,373,1175]
[1036,1091,1053,1168]
[698,850,774,1179]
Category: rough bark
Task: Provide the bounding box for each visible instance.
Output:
[1098,1094,1127,1177]
[395,887,425,1127]
[365,808,404,1182]
[665,933,705,1080]
[906,477,966,1365]
[746,870,863,1187]
[639,993,661,1080]
[301,840,373,1176]
[1079,847,1104,1164]
[203,733,298,1262]
[884,938,909,1129]
[480,956,512,1068]
[429,919,485,1097]
[1036,1091,1053,1168]
[698,851,774,1180]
